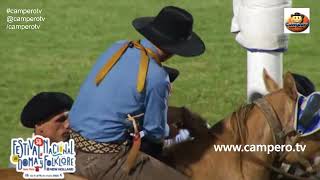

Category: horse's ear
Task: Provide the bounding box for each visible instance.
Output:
[283,71,298,100]
[263,68,280,93]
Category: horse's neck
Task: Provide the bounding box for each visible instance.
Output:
[211,106,275,145]
[210,104,279,179]
[214,95,293,147]
[210,117,238,144]
[245,105,276,156]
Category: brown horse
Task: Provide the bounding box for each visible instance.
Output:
[164,71,320,180]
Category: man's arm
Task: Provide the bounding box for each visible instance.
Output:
[142,81,170,143]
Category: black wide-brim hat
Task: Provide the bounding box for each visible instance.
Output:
[132,6,205,57]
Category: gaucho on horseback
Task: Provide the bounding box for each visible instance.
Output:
[68,6,205,180]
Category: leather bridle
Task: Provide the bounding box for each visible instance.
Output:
[254,98,319,180]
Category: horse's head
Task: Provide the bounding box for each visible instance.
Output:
[263,69,297,127]
[263,69,320,170]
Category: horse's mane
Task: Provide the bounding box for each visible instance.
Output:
[204,103,254,179]
[163,104,257,176]
[209,103,255,145]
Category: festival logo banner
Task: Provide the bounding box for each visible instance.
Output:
[10,134,76,179]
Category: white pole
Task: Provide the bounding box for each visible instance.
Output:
[231,0,291,102]
[247,51,283,102]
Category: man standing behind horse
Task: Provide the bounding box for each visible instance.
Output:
[69,6,205,180]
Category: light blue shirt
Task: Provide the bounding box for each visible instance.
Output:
[70,39,170,143]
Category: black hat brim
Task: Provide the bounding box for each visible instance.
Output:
[292,73,315,96]
[133,17,205,57]
[163,66,179,82]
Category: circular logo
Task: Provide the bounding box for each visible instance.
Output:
[34,137,44,146]
[285,12,310,32]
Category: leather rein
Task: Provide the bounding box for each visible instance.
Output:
[254,98,318,180]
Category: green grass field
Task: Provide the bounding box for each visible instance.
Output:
[0,0,319,167]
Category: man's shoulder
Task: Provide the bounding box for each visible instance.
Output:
[147,65,170,89]
[149,64,168,78]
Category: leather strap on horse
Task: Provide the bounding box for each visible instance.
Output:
[254,98,285,148]
[247,156,312,180]
[279,135,301,162]
[95,40,161,92]
[279,135,318,176]
[253,98,318,180]
[122,113,144,174]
